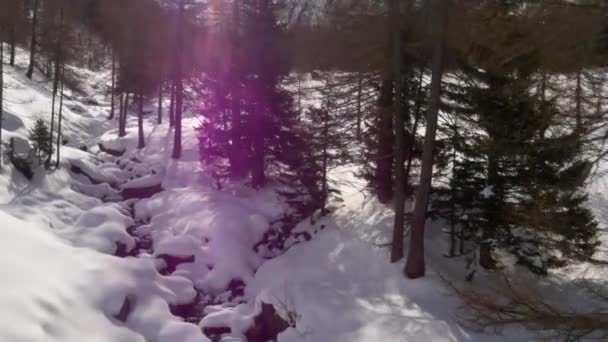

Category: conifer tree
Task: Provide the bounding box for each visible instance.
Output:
[29,119,53,164]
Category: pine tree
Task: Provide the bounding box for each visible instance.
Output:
[29,119,53,164]
[304,100,351,214]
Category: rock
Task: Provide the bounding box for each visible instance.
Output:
[114,295,136,323]
[121,183,163,200]
[84,98,100,106]
[169,291,206,324]
[70,164,102,185]
[203,327,231,342]
[157,254,195,274]
[98,143,125,157]
[114,241,131,258]
[245,303,290,342]
[9,155,33,180]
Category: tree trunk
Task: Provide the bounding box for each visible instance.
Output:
[376,82,394,204]
[109,50,116,120]
[9,24,16,66]
[297,75,302,120]
[137,93,145,149]
[118,93,125,137]
[120,93,129,137]
[356,74,363,142]
[479,242,496,270]
[575,69,583,135]
[169,80,176,127]
[403,67,425,195]
[321,111,329,214]
[172,0,185,159]
[404,0,450,279]
[157,76,163,125]
[390,0,405,263]
[251,99,265,187]
[46,7,64,169]
[26,0,40,79]
[449,125,458,257]
[230,81,246,178]
[1,35,4,169]
[55,64,65,168]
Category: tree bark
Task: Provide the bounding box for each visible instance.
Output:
[120,93,129,137]
[404,0,450,279]
[157,76,163,125]
[403,67,425,195]
[137,93,145,149]
[376,83,394,203]
[230,81,245,178]
[1,33,4,169]
[172,0,185,159]
[575,69,583,135]
[251,100,266,188]
[109,50,116,120]
[169,80,176,127]
[356,74,363,141]
[26,0,40,79]
[390,0,405,263]
[55,64,65,167]
[46,10,64,169]
[118,93,125,137]
[9,23,16,66]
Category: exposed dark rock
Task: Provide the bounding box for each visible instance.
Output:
[227,279,246,300]
[157,254,195,274]
[79,145,88,152]
[114,241,131,258]
[84,98,100,106]
[70,164,102,185]
[203,327,231,342]
[9,155,33,180]
[245,302,290,342]
[114,295,136,323]
[169,292,207,324]
[121,183,163,200]
[98,143,125,157]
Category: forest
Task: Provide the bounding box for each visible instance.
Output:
[1,0,608,341]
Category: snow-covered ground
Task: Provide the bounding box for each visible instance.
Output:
[1,52,606,342]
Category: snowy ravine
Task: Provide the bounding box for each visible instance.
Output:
[2,52,606,342]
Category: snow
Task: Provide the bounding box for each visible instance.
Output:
[480,186,494,199]
[130,119,290,294]
[0,211,204,342]
[1,47,606,342]
[121,173,162,190]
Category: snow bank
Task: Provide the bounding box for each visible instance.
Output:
[134,186,287,294]
[0,211,208,342]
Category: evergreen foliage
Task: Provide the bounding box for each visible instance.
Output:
[28,119,54,165]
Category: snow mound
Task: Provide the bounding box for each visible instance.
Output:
[134,186,288,294]
[0,211,208,342]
